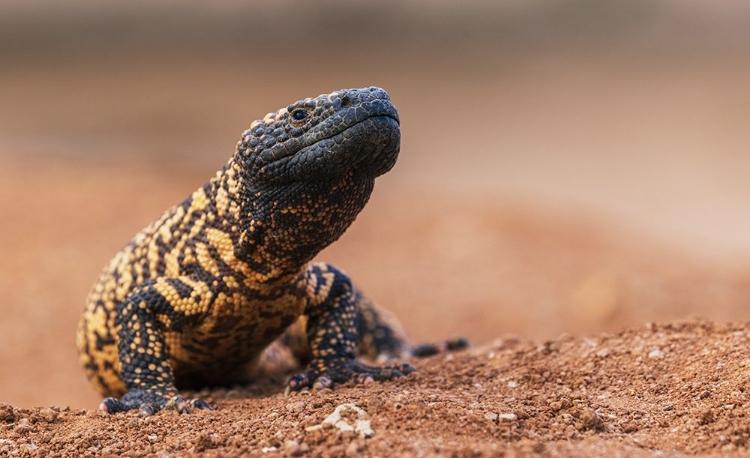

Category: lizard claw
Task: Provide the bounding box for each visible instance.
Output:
[166,396,190,414]
[287,373,311,390]
[99,397,126,414]
[192,399,213,410]
[139,404,156,416]
[312,374,334,390]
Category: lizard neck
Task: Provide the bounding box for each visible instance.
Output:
[209,157,374,284]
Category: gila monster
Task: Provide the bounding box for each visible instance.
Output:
[76,87,465,414]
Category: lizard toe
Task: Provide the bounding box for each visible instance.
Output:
[166,396,213,414]
[99,397,126,414]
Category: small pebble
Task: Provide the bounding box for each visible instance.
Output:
[284,440,303,456]
[0,404,16,423]
[345,442,360,457]
[14,418,32,433]
[648,349,663,359]
[39,408,57,423]
[286,401,306,413]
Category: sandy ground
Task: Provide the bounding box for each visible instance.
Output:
[4,320,750,457]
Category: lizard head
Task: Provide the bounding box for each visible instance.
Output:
[236,87,400,185]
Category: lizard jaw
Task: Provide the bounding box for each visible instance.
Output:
[260,114,400,183]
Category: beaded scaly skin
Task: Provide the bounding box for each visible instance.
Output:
[76,87,464,414]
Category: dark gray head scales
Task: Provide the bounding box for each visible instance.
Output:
[238,86,401,185]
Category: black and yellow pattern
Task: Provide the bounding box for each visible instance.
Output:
[77,87,463,414]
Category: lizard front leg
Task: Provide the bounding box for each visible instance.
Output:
[100,278,212,414]
[287,263,415,390]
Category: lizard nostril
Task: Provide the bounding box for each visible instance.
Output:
[340,96,351,108]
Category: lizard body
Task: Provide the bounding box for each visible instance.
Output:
[76,87,455,414]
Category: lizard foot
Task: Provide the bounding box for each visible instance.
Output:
[99,390,212,415]
[287,357,415,391]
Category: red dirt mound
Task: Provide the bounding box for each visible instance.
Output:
[2,320,749,457]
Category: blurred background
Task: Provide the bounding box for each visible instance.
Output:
[1,1,749,409]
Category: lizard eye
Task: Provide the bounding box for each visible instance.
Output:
[290,109,309,123]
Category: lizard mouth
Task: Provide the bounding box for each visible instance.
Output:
[259,112,401,182]
[301,111,400,150]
